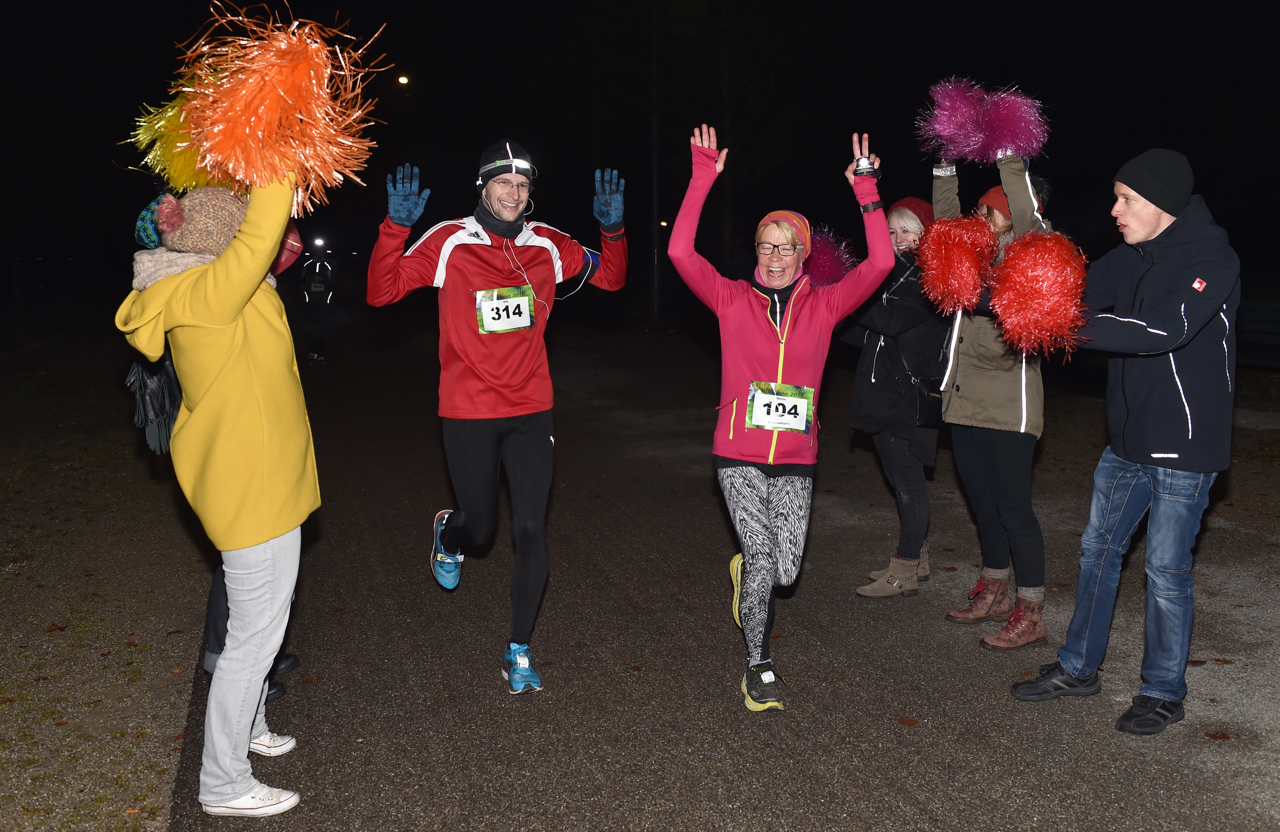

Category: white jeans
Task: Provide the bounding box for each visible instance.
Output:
[198,526,300,805]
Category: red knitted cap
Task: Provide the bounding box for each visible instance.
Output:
[977,186,1011,220]
[889,197,934,230]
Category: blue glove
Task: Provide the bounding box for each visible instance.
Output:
[386,163,430,227]
[592,168,625,228]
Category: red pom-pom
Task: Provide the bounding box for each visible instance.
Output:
[918,216,997,314]
[989,232,1088,355]
[805,226,858,287]
[155,194,184,232]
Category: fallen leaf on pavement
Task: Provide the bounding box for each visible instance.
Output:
[46,624,66,632]
[898,718,919,726]
[1205,732,1230,741]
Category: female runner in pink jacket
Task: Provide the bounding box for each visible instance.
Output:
[668,125,894,711]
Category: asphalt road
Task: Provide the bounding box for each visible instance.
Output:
[4,304,1278,831]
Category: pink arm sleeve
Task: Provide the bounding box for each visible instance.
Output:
[828,177,895,318]
[666,146,728,312]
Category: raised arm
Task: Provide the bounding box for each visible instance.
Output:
[583,167,628,291]
[367,163,438,307]
[932,159,961,220]
[169,179,294,326]
[667,124,731,311]
[997,154,1046,238]
[829,133,895,318]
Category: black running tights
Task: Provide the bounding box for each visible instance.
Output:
[440,410,554,645]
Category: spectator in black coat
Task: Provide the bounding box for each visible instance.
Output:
[845,197,951,599]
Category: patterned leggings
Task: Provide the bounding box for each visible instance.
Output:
[717,467,813,663]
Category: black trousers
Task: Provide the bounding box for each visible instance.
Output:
[871,431,930,559]
[949,423,1045,588]
[440,410,554,645]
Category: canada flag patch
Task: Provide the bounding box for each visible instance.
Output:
[1192,278,1207,292]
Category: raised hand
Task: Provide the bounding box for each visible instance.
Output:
[592,168,626,227]
[691,124,729,173]
[844,133,882,185]
[386,163,430,227]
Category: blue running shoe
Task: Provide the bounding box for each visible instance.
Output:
[430,509,464,590]
[501,643,543,694]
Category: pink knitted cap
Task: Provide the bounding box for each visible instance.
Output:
[757,210,812,260]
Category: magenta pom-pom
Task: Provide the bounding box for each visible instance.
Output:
[918,216,997,314]
[805,226,858,287]
[989,232,1088,355]
[919,79,1049,164]
[975,88,1049,164]
[155,194,184,232]
[917,77,986,162]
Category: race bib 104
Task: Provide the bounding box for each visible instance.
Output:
[475,286,535,334]
[746,381,814,433]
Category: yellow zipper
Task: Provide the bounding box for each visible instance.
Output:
[762,278,805,464]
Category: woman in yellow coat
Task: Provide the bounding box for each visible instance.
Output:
[116,179,320,817]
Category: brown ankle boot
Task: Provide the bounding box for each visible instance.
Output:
[868,544,931,583]
[945,577,1011,624]
[856,557,919,598]
[981,596,1047,650]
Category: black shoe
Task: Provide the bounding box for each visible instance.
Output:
[1116,694,1184,735]
[741,661,784,712]
[265,680,286,704]
[270,653,299,678]
[1010,661,1101,702]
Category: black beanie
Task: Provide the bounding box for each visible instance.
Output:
[476,140,536,191]
[1114,149,1194,217]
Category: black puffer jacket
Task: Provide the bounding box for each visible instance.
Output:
[842,250,950,460]
[1080,195,1240,473]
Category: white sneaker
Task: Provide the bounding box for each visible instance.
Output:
[203,783,300,817]
[249,731,297,757]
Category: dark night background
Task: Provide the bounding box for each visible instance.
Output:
[3,1,1266,352]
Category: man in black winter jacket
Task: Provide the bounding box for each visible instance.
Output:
[1010,149,1240,735]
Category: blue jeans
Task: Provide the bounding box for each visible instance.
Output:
[1058,447,1216,702]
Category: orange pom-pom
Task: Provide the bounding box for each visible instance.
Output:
[989,232,1089,356]
[174,5,384,215]
[918,216,997,314]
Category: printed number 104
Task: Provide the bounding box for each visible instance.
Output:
[763,401,800,418]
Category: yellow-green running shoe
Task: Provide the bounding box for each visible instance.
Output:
[729,553,743,629]
[742,662,784,712]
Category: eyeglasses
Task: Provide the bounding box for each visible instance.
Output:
[755,242,803,256]
[490,178,532,194]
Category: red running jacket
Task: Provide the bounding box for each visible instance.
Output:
[368,215,626,419]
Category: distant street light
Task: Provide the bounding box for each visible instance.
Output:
[398,76,409,85]
[660,221,668,227]
[314,238,324,246]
